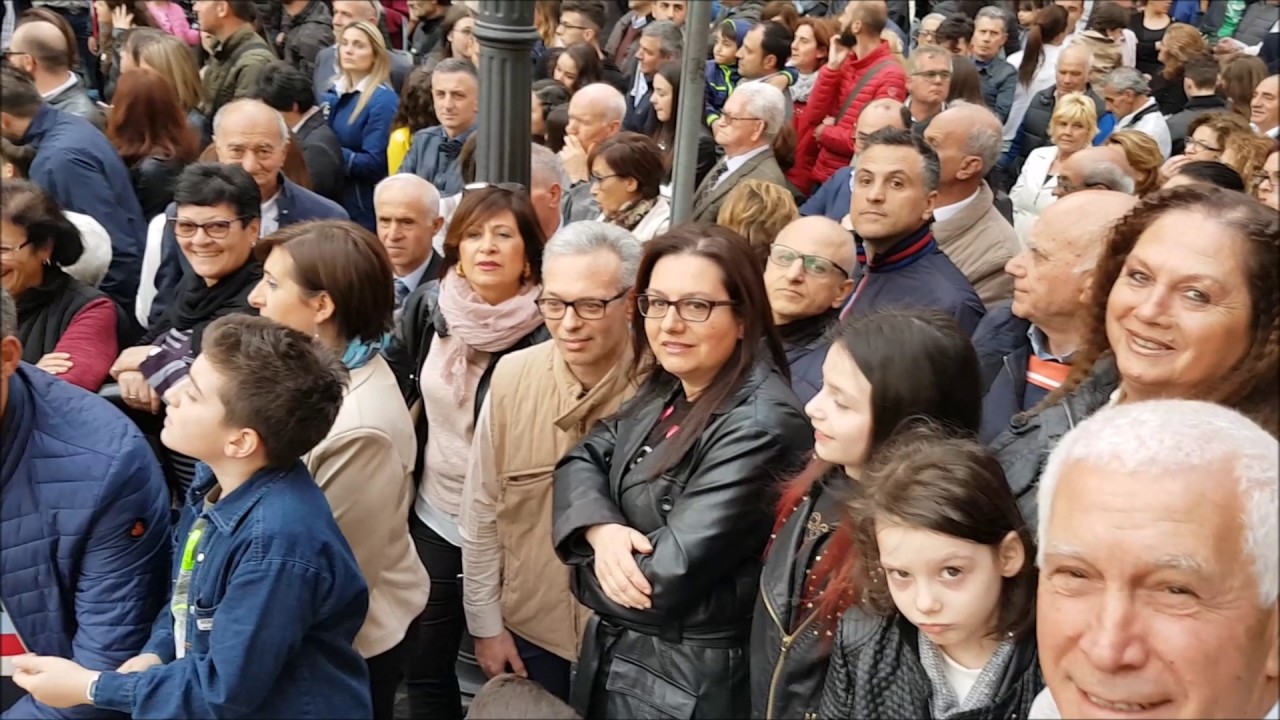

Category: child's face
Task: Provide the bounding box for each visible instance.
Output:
[804,345,874,470]
[1017,8,1036,27]
[875,517,1025,660]
[162,355,243,463]
[714,33,740,66]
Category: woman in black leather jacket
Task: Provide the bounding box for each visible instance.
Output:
[105,67,199,219]
[819,427,1042,719]
[751,309,983,720]
[552,224,813,720]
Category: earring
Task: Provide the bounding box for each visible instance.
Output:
[456,264,466,278]
[522,262,532,280]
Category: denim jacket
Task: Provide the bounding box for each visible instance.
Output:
[91,462,372,719]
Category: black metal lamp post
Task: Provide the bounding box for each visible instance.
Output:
[473,0,540,187]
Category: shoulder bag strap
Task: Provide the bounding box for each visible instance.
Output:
[834,60,892,124]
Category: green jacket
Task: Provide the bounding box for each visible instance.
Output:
[201,25,276,118]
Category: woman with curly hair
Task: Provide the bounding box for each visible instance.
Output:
[1222,131,1276,196]
[1104,129,1165,196]
[993,184,1279,525]
[716,179,800,267]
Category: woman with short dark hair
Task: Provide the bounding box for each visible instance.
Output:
[553,224,814,719]
[249,220,430,720]
[2,180,131,392]
[587,132,670,242]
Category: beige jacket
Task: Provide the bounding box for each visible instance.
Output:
[303,355,430,658]
[933,181,1020,308]
[459,341,635,661]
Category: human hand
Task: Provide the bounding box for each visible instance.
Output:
[473,630,528,679]
[35,352,73,376]
[1160,154,1191,179]
[11,656,100,709]
[585,523,653,610]
[1215,37,1245,55]
[828,35,851,69]
[116,653,163,674]
[118,371,161,413]
[111,5,134,30]
[560,135,589,183]
[111,345,153,377]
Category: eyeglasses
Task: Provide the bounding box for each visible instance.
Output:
[1185,136,1223,154]
[768,244,850,278]
[911,69,952,82]
[719,112,763,126]
[636,294,735,322]
[556,21,591,31]
[168,216,251,239]
[1253,171,1280,188]
[917,30,937,43]
[1,50,29,63]
[0,240,32,257]
[589,172,619,185]
[535,289,630,320]
[463,181,527,195]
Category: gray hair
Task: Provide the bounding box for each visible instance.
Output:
[919,12,947,29]
[374,173,441,218]
[0,288,14,339]
[575,83,627,124]
[729,82,787,139]
[907,44,950,73]
[531,143,569,193]
[641,19,683,59]
[432,57,478,80]
[542,221,643,290]
[1058,42,1094,72]
[213,98,291,146]
[1038,400,1278,606]
[1104,66,1150,95]
[963,110,1004,172]
[974,6,1009,25]
[1081,161,1136,195]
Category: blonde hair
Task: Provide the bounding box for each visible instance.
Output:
[1159,23,1208,80]
[128,29,205,113]
[1049,92,1099,143]
[339,21,392,125]
[1105,129,1164,196]
[881,29,906,66]
[716,179,799,267]
[1223,132,1275,195]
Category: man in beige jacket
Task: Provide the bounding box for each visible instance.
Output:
[923,103,1022,308]
[458,222,642,701]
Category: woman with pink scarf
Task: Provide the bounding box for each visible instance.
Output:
[384,184,549,720]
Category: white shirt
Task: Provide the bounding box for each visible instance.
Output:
[40,72,79,100]
[939,651,982,703]
[1116,96,1172,159]
[291,106,322,134]
[396,253,435,295]
[630,69,650,105]
[260,192,281,237]
[933,187,981,224]
[1255,123,1280,139]
[1003,44,1064,143]
[716,144,770,190]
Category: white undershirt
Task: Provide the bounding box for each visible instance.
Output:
[940,650,983,703]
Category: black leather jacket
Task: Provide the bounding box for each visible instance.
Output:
[552,362,813,719]
[750,475,844,720]
[130,156,184,221]
[990,356,1119,530]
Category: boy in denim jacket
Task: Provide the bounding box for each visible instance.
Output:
[13,315,373,719]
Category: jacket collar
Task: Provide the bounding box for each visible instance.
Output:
[1183,94,1227,110]
[19,103,58,145]
[933,181,995,240]
[0,367,35,491]
[189,461,305,534]
[553,343,636,431]
[855,222,937,274]
[779,309,838,352]
[213,25,261,60]
[426,123,478,144]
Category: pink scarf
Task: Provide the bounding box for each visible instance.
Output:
[437,271,543,406]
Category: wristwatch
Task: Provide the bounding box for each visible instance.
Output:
[86,677,98,704]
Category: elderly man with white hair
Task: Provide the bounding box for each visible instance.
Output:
[690,82,791,222]
[1031,399,1279,719]
[374,174,443,320]
[561,83,627,224]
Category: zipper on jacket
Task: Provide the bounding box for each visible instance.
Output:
[760,582,822,720]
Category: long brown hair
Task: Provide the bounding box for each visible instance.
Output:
[1018,4,1068,87]
[1220,54,1268,119]
[123,28,205,113]
[1105,130,1164,196]
[107,68,199,165]
[1159,24,1207,81]
[628,224,789,479]
[1044,185,1279,435]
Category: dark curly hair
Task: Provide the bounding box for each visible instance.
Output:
[1045,185,1279,436]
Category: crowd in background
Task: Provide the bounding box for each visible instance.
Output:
[0,0,1278,719]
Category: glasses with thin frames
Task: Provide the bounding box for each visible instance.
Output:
[1185,136,1223,154]
[719,113,763,126]
[168,216,251,239]
[1253,171,1280,188]
[589,172,620,185]
[636,294,735,322]
[0,240,32,258]
[768,244,850,278]
[911,69,952,82]
[535,289,630,320]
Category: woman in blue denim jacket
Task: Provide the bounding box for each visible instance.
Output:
[12,315,374,719]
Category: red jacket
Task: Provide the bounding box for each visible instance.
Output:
[794,42,907,192]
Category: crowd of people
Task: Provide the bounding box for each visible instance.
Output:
[0,0,1278,719]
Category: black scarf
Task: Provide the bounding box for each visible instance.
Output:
[144,259,262,352]
[778,308,838,350]
[15,267,103,363]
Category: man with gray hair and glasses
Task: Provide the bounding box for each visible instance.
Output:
[691,82,790,222]
[1102,66,1172,158]
[1052,144,1137,197]
[458,222,642,704]
[1030,399,1279,720]
[623,19,681,134]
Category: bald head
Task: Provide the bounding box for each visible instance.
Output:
[854,98,907,156]
[1056,43,1092,94]
[572,83,627,122]
[1037,190,1137,270]
[568,83,626,150]
[11,21,71,73]
[1057,145,1136,196]
[767,215,858,325]
[929,103,1004,175]
[777,216,858,270]
[213,99,291,145]
[847,0,889,38]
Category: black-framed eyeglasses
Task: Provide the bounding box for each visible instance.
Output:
[0,240,32,258]
[589,172,620,185]
[556,20,591,31]
[463,181,527,195]
[167,216,251,239]
[768,244,850,278]
[636,294,735,322]
[1253,171,1280,188]
[1186,136,1223,154]
[535,288,630,320]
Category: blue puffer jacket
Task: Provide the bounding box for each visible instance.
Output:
[322,81,398,232]
[1,365,171,719]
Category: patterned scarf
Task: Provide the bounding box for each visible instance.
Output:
[436,271,544,406]
[792,70,820,104]
[917,633,1016,718]
[606,196,658,232]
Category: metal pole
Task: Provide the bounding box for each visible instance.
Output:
[474,0,539,187]
[669,0,714,224]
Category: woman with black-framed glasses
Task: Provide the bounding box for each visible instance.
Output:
[552,224,813,719]
[586,132,670,242]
